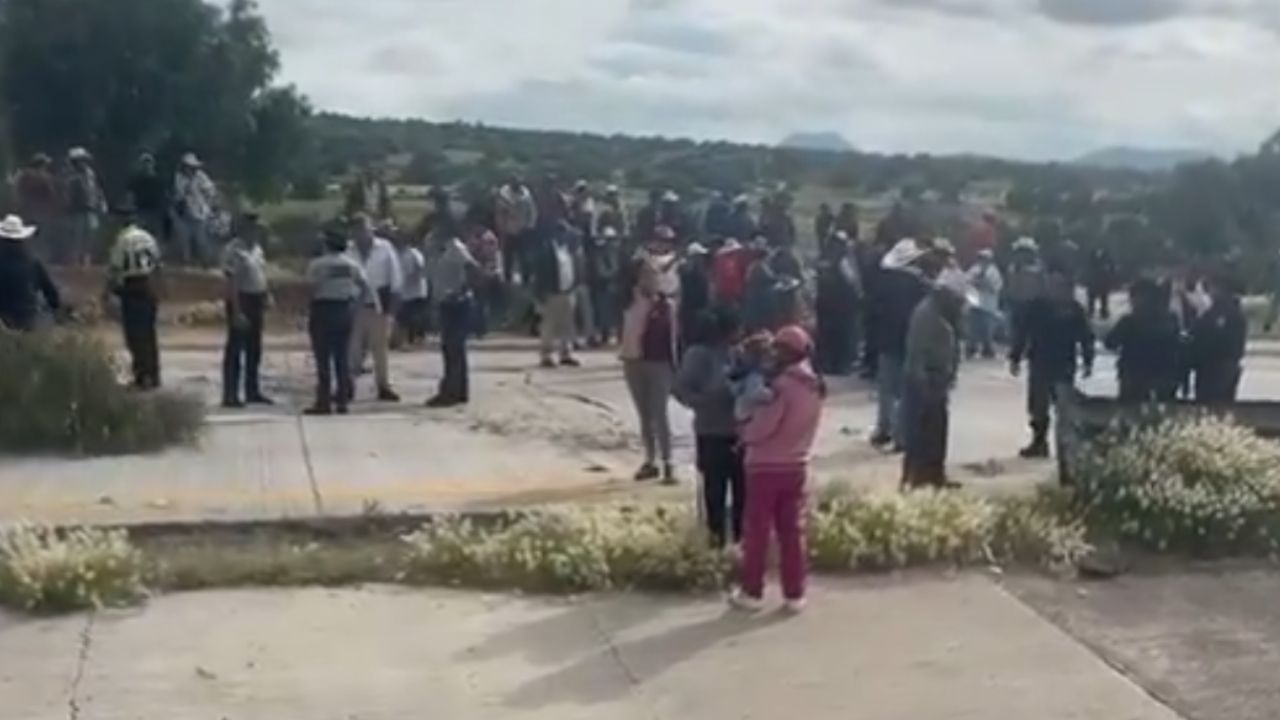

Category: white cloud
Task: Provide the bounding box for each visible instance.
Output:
[257,0,1280,159]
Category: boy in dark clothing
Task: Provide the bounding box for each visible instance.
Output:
[1009,267,1094,458]
[1187,275,1246,404]
[1105,278,1183,403]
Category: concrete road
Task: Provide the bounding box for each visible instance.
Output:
[6,332,1280,526]
[1009,568,1280,720]
[0,575,1183,720]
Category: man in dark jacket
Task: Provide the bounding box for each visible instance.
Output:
[871,239,931,449]
[678,244,712,354]
[1009,266,1094,458]
[0,215,61,331]
[1188,274,1246,404]
[725,195,756,243]
[815,231,861,375]
[702,191,732,243]
[533,221,582,367]
[1085,248,1116,320]
[1105,278,1182,403]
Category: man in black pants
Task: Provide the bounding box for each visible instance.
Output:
[107,205,163,389]
[304,230,368,415]
[220,212,273,407]
[426,230,480,407]
[1009,266,1094,458]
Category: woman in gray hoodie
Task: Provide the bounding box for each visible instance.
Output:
[674,307,745,547]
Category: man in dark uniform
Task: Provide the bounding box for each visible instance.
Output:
[1009,265,1094,458]
[107,204,163,389]
[304,229,368,415]
[1105,278,1182,403]
[1187,274,1246,404]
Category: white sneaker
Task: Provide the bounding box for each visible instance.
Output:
[728,588,765,612]
[783,597,807,614]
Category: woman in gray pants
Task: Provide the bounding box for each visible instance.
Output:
[619,226,681,484]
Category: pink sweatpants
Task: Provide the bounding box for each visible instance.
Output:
[739,465,808,601]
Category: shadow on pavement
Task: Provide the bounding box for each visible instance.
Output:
[502,608,787,709]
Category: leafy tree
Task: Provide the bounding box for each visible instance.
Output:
[0,0,309,201]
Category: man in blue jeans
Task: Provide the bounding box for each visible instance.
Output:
[871,239,932,450]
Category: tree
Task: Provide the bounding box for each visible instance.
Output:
[0,0,310,201]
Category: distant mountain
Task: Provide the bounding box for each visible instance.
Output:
[780,131,855,153]
[1075,146,1216,173]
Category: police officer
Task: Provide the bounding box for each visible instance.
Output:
[1105,278,1183,403]
[107,203,163,389]
[1188,274,1246,404]
[304,229,368,415]
[1009,265,1094,458]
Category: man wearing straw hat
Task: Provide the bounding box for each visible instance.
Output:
[172,152,218,266]
[63,147,106,266]
[0,214,61,331]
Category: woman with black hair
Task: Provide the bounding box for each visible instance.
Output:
[674,307,745,547]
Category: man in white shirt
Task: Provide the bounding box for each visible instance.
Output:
[394,232,430,347]
[346,213,402,402]
[965,249,1004,359]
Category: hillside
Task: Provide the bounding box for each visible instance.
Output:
[779,132,855,153]
[1075,146,1215,173]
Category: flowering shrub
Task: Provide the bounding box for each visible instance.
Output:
[405,494,1089,594]
[0,524,146,612]
[402,507,729,594]
[1075,416,1280,555]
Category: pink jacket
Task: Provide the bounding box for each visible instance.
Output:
[740,361,824,469]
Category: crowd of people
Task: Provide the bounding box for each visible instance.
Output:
[0,155,1258,612]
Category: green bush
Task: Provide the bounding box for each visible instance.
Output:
[0,524,146,612]
[0,329,205,455]
[1075,415,1280,555]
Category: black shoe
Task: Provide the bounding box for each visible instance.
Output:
[539,358,557,369]
[870,433,892,448]
[634,463,660,482]
[246,394,275,406]
[303,405,332,416]
[559,355,581,367]
[660,464,679,486]
[335,405,349,415]
[425,395,459,408]
[377,387,401,402]
[221,398,244,409]
[1019,441,1050,459]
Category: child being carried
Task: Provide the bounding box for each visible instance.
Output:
[728,331,779,421]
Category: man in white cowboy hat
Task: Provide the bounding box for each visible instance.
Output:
[62,147,105,266]
[870,238,933,450]
[107,203,164,389]
[172,152,218,266]
[0,214,62,331]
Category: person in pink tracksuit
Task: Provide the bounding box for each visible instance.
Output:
[730,325,824,613]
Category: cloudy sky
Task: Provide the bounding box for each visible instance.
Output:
[258,0,1280,161]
